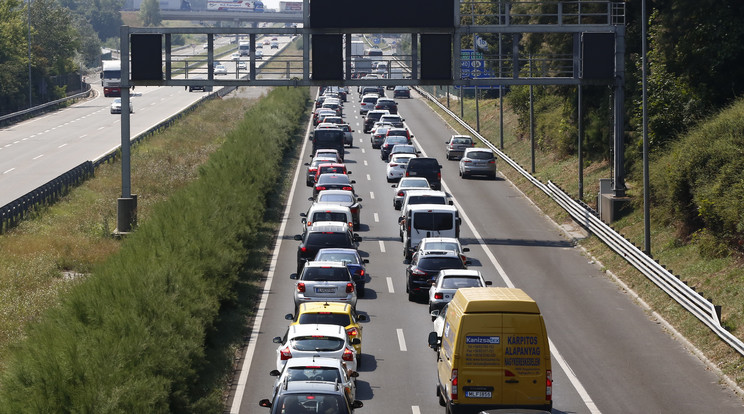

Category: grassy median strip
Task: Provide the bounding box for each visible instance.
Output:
[0,86,310,411]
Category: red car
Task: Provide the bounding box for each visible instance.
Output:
[314,163,350,184]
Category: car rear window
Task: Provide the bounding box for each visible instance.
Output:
[409,158,440,168]
[314,130,344,143]
[392,156,413,164]
[306,233,353,248]
[286,367,342,383]
[362,96,378,104]
[385,136,408,145]
[298,313,352,326]
[316,252,359,264]
[413,212,454,231]
[319,166,345,174]
[468,151,494,160]
[301,266,350,281]
[441,276,482,289]
[421,241,459,251]
[318,194,354,204]
[407,195,446,205]
[290,336,345,351]
[418,257,465,270]
[311,212,348,223]
[275,394,349,414]
[318,175,351,185]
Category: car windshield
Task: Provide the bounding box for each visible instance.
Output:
[298,313,352,326]
[286,367,342,383]
[418,257,465,270]
[290,336,345,351]
[413,212,453,231]
[452,138,472,144]
[305,233,353,248]
[301,266,350,281]
[441,276,482,289]
[318,194,354,204]
[274,394,349,414]
[468,151,494,160]
[316,252,359,264]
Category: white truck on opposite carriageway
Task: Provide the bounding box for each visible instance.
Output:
[101,60,121,97]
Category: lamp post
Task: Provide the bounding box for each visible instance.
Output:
[642,0,650,255]
[27,0,32,108]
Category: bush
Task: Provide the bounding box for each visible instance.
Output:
[0,87,309,412]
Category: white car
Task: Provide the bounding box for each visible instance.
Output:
[214,64,227,75]
[237,60,247,70]
[255,49,263,59]
[273,324,359,373]
[230,52,241,61]
[416,236,470,265]
[391,177,430,210]
[386,153,417,182]
[110,98,133,114]
[269,357,358,402]
[428,269,491,314]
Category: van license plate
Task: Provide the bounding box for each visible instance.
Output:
[315,287,335,293]
[465,391,492,398]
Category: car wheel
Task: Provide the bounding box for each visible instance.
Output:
[490,172,497,180]
[394,202,400,210]
[386,177,393,183]
[357,283,365,298]
[438,387,446,406]
[356,355,362,370]
[462,171,470,179]
[446,153,451,160]
[408,290,415,302]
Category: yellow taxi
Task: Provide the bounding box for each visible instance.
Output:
[286,302,368,358]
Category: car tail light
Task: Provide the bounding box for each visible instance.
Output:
[357,269,365,276]
[460,254,467,264]
[397,191,404,197]
[488,159,496,164]
[434,292,443,299]
[306,221,312,226]
[450,369,458,401]
[437,172,441,181]
[342,347,354,361]
[280,346,292,360]
[389,163,397,167]
[346,327,359,337]
[405,172,410,177]
[315,186,327,191]
[411,268,426,276]
[300,246,307,252]
[350,207,358,214]
[342,186,352,191]
[348,222,354,228]
[346,282,354,293]
[546,370,552,401]
[297,283,306,293]
[462,159,472,163]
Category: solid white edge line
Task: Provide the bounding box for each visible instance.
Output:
[416,139,601,413]
[396,328,407,352]
[229,96,314,414]
[386,277,395,293]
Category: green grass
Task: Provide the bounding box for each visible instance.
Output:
[421,89,744,388]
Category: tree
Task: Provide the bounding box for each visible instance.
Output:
[140,0,161,27]
[0,0,30,113]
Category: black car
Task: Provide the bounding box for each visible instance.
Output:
[393,85,411,98]
[313,174,356,199]
[406,250,467,301]
[294,223,361,274]
[363,110,391,133]
[404,157,442,190]
[374,98,398,114]
[380,136,409,161]
[312,128,345,162]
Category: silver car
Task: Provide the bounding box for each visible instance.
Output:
[272,324,359,373]
[445,134,475,160]
[290,261,357,311]
[459,147,497,179]
[428,269,491,314]
[268,356,358,402]
[391,177,430,210]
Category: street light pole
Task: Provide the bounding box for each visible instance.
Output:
[27,0,32,108]
[642,0,651,255]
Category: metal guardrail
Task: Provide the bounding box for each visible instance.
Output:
[415,87,744,357]
[0,83,93,126]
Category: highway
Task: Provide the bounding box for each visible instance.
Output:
[230,88,744,413]
[0,34,292,207]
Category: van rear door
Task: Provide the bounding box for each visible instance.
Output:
[457,313,504,405]
[501,313,549,406]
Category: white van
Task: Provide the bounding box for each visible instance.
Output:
[398,190,451,240]
[399,204,460,260]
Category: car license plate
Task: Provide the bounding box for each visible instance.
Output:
[315,287,335,293]
[465,391,492,398]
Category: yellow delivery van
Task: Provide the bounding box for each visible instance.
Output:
[428,287,552,413]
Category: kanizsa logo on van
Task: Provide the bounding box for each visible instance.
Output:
[466,336,500,344]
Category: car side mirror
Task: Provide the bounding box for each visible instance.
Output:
[350,180,356,184]
[304,163,310,166]
[269,369,281,377]
[347,171,352,174]
[308,197,314,201]
[445,140,449,144]
[485,281,493,286]
[353,234,362,242]
[462,247,470,253]
[356,197,363,202]
[428,331,440,350]
[357,314,368,322]
[351,338,361,345]
[294,234,303,241]
[272,336,282,344]
[285,313,294,320]
[351,401,364,409]
[299,212,307,218]
[439,164,443,168]
[301,218,307,224]
[363,259,369,264]
[259,399,272,408]
[449,200,454,205]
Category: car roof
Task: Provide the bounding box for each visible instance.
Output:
[421,236,461,244]
[299,301,354,313]
[310,202,353,212]
[304,260,349,269]
[404,189,447,197]
[464,147,494,154]
[283,380,344,393]
[437,269,482,277]
[417,249,462,259]
[316,247,359,255]
[317,189,356,197]
[407,203,457,213]
[283,356,346,369]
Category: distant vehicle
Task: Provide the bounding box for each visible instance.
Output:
[289,261,358,311]
[101,60,121,97]
[110,98,132,114]
[214,64,228,75]
[445,134,476,160]
[238,41,250,56]
[393,85,411,98]
[270,41,279,49]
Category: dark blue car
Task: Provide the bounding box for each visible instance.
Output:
[314,248,369,297]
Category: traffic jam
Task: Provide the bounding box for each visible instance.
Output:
[253,83,554,414]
